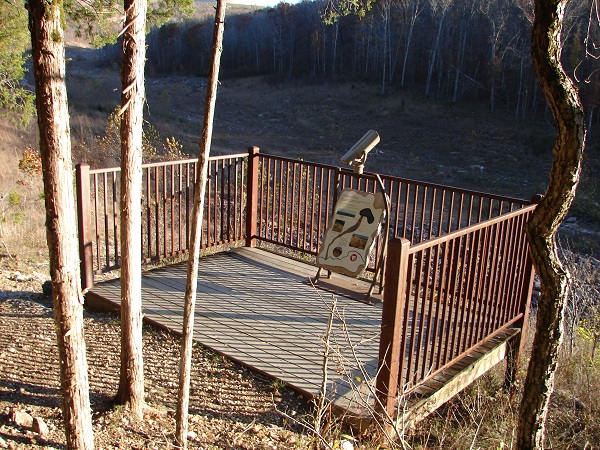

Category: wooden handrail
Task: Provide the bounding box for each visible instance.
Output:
[374,204,536,399]
[408,204,537,254]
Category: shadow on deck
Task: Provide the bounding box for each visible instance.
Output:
[86,247,518,426]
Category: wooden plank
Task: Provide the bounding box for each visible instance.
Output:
[87,246,521,422]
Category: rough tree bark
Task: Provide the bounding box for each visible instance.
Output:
[516,0,586,448]
[26,1,94,448]
[175,0,227,447]
[115,0,147,419]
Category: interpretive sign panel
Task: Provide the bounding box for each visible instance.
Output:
[317,189,386,277]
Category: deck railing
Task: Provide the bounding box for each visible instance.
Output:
[252,152,529,273]
[77,147,531,286]
[76,153,248,289]
[375,204,536,418]
[76,147,536,423]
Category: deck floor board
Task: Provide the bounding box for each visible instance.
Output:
[88,247,518,420]
[89,247,381,415]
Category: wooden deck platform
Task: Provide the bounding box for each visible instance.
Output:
[87,247,518,423]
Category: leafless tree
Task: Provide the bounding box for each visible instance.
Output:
[425,0,451,97]
[400,0,424,87]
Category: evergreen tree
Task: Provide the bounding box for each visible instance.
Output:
[0,0,35,126]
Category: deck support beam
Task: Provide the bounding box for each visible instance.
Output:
[76,163,94,291]
[375,238,411,430]
[505,245,536,390]
[246,146,260,247]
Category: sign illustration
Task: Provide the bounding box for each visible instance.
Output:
[317,189,386,277]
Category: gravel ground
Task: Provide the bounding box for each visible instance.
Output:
[0,264,314,449]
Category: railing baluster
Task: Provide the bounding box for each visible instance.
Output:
[408,184,417,243]
[103,173,110,268]
[421,244,437,379]
[461,229,481,352]
[435,238,453,369]
[309,166,317,252]
[428,189,436,241]
[407,248,425,384]
[290,163,297,247]
[178,163,183,253]
[393,180,401,238]
[296,165,303,248]
[428,242,444,374]
[451,233,468,357]
[213,160,218,245]
[275,160,283,243]
[457,193,465,232]
[469,225,491,347]
[222,160,226,244]
[233,159,239,241]
[93,174,100,272]
[170,165,174,255]
[315,167,324,252]
[508,214,530,318]
[302,167,310,250]
[419,187,428,243]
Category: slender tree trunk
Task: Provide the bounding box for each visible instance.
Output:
[26,1,94,448]
[115,0,147,419]
[175,0,227,447]
[517,0,586,448]
[489,20,496,112]
[453,27,467,103]
[332,21,338,75]
[401,0,421,88]
[426,12,445,97]
[381,15,388,95]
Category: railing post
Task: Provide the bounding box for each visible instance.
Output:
[245,146,260,247]
[505,238,536,390]
[75,163,94,291]
[375,237,411,429]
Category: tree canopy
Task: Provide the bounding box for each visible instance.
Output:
[0,0,35,126]
[66,0,194,47]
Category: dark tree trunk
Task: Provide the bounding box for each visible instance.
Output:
[115,0,147,419]
[517,0,586,448]
[175,0,227,447]
[26,1,94,448]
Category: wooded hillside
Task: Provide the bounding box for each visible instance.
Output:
[97,0,599,123]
